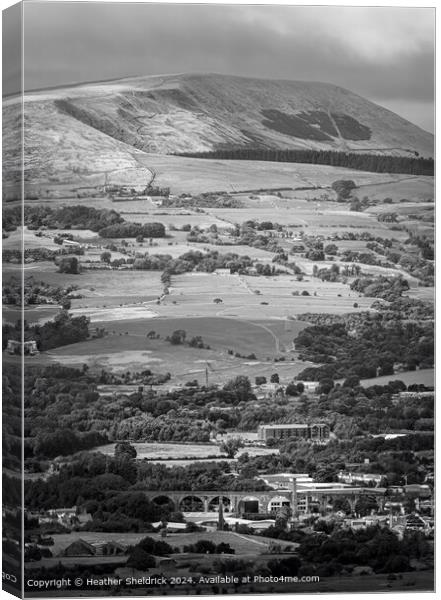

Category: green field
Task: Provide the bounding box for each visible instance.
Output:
[3,304,60,325]
[45,530,289,560]
[360,368,434,388]
[95,441,277,461]
[134,154,412,195]
[42,314,312,384]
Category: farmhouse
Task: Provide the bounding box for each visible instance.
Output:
[92,541,126,556]
[62,239,82,249]
[61,539,95,557]
[214,268,231,276]
[60,538,126,558]
[296,381,320,393]
[6,340,38,355]
[258,423,330,442]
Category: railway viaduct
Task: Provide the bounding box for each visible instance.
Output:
[141,486,388,516]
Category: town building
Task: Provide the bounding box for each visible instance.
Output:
[344,515,389,531]
[337,471,384,486]
[257,423,330,442]
[262,473,314,489]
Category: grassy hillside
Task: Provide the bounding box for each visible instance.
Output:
[3,73,434,190]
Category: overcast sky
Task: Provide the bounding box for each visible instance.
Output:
[16,2,435,132]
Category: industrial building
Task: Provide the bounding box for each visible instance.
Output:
[257,423,330,442]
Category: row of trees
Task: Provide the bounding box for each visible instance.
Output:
[3,204,166,239]
[176,149,434,175]
[4,204,123,232]
[98,222,165,238]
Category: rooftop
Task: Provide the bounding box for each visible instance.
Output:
[259,423,327,429]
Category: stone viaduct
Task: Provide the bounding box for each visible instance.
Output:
[142,487,388,516]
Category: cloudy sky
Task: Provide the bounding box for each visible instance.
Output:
[16,2,435,132]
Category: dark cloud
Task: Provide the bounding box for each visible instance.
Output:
[20,2,434,131]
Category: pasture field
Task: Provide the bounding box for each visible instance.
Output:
[102,315,307,355]
[205,201,408,241]
[365,201,434,216]
[44,530,286,560]
[158,272,375,319]
[360,368,434,388]
[70,305,159,322]
[404,287,435,302]
[287,255,420,285]
[94,441,278,461]
[22,267,164,303]
[5,227,58,251]
[43,314,313,384]
[3,305,60,325]
[120,210,228,230]
[5,226,102,251]
[134,154,409,194]
[355,176,434,202]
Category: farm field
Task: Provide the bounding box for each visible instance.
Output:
[360,368,434,388]
[3,304,60,325]
[365,201,434,216]
[41,530,287,561]
[19,267,164,303]
[355,176,434,202]
[5,226,102,251]
[4,227,58,251]
[101,316,307,354]
[120,210,228,230]
[288,255,420,285]
[44,323,312,384]
[403,287,435,302]
[94,441,278,461]
[159,272,375,319]
[133,154,414,194]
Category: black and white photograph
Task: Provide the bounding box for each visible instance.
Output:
[1,1,435,597]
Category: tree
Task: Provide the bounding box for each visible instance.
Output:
[126,547,156,570]
[270,373,280,384]
[343,375,360,388]
[219,437,244,459]
[114,441,137,460]
[285,383,298,396]
[275,505,292,529]
[324,244,338,255]
[296,382,305,394]
[57,256,80,274]
[255,376,267,386]
[169,329,186,345]
[223,376,253,402]
[100,251,111,263]
[318,378,334,395]
[332,180,357,200]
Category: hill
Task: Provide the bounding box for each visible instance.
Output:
[2,73,434,189]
